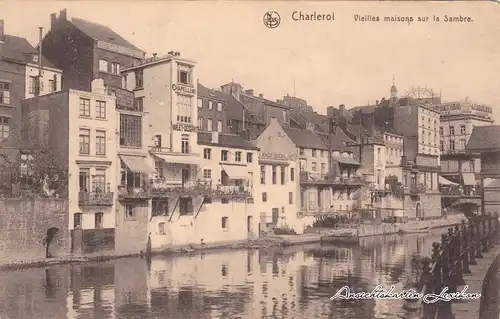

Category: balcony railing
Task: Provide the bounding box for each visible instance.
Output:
[299,172,365,186]
[149,146,193,154]
[409,183,426,194]
[117,185,152,199]
[151,177,252,197]
[78,192,114,206]
[440,185,482,197]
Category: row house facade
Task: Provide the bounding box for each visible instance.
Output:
[0,19,63,195]
[21,79,118,254]
[41,9,145,92]
[196,82,229,133]
[437,98,493,211]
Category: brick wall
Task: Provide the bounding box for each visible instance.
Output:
[0,198,69,263]
[94,48,140,89]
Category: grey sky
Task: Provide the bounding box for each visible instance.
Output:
[1,1,499,119]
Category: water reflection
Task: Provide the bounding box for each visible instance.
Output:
[0,231,442,319]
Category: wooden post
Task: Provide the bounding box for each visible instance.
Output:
[454,224,465,286]
[461,220,471,273]
[476,218,483,258]
[482,216,488,253]
[438,234,453,317]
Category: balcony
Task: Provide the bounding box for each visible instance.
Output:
[117,185,152,200]
[78,192,114,206]
[408,183,426,194]
[440,185,482,198]
[151,178,252,198]
[299,172,365,187]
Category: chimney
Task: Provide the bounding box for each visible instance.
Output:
[152,53,157,58]
[91,79,106,94]
[245,89,254,96]
[259,93,263,98]
[339,104,345,116]
[59,9,67,21]
[50,13,57,29]
[211,131,219,144]
[221,82,242,101]
[167,51,174,56]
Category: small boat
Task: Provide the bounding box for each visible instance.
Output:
[398,227,431,235]
[320,234,359,245]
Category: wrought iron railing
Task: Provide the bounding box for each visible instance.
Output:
[78,192,114,206]
[117,185,151,199]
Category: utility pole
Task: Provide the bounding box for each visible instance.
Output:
[35,27,43,97]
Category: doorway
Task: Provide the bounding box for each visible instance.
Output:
[46,227,59,258]
[247,216,253,238]
[416,203,422,220]
[272,208,279,225]
[181,168,190,187]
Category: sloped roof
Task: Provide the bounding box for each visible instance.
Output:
[466,126,500,151]
[197,132,259,150]
[317,127,356,152]
[283,127,328,150]
[1,35,56,68]
[71,18,143,52]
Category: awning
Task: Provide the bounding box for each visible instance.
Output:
[220,164,249,179]
[484,178,500,188]
[153,153,199,165]
[331,155,361,166]
[120,155,156,174]
[439,176,458,186]
[462,173,476,186]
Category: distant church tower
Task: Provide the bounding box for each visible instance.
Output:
[390,75,398,99]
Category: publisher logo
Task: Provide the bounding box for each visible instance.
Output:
[263,11,281,29]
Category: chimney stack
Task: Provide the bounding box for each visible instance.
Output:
[339,104,345,116]
[50,13,57,29]
[59,9,67,21]
[152,53,157,58]
[245,89,254,96]
[259,93,263,98]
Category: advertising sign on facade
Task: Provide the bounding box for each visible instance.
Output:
[259,152,297,161]
[172,84,196,94]
[172,123,197,132]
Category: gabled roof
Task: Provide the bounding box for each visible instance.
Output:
[1,35,56,68]
[317,127,356,152]
[283,127,328,150]
[197,132,259,151]
[71,18,144,53]
[466,126,500,151]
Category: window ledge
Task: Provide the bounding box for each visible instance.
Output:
[95,117,108,121]
[0,103,13,109]
[133,87,144,91]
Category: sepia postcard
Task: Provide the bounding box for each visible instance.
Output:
[0,1,499,318]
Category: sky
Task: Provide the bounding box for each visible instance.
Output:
[1,1,499,119]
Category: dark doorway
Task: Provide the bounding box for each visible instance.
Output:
[416,203,422,220]
[46,227,59,258]
[272,208,279,225]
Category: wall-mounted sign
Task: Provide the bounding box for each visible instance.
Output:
[173,123,197,132]
[172,84,196,95]
[259,152,297,161]
[96,41,144,60]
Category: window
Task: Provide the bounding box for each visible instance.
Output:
[19,153,34,189]
[96,101,106,119]
[299,148,304,156]
[262,192,267,202]
[177,64,192,85]
[450,140,455,151]
[217,102,222,111]
[0,82,11,104]
[221,150,228,161]
[197,98,203,108]
[260,165,266,184]
[440,127,443,136]
[289,192,293,204]
[74,213,82,229]
[153,135,162,148]
[321,163,326,174]
[203,148,211,159]
[135,69,143,88]
[235,151,242,162]
[79,168,90,192]
[125,205,134,219]
[79,129,90,155]
[247,153,253,163]
[159,222,166,235]
[312,149,317,157]
[99,59,108,72]
[79,98,91,117]
[181,134,189,154]
[28,76,39,95]
[280,166,286,185]
[290,168,295,181]
[155,161,164,178]
[460,139,467,149]
[312,162,317,172]
[460,125,466,135]
[217,120,223,132]
[179,197,194,215]
[111,62,121,74]
[221,217,229,230]
[122,75,128,89]
[272,166,277,184]
[0,117,9,140]
[207,119,213,131]
[119,114,142,147]
[48,79,55,93]
[95,212,103,228]
[93,169,106,193]
[197,117,203,130]
[96,130,106,155]
[134,97,144,112]
[449,126,455,136]
[208,101,213,110]
[176,94,192,123]
[203,169,212,179]
[321,150,324,157]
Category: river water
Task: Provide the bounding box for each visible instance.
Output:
[0,231,444,319]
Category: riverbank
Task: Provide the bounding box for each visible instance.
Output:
[0,215,467,271]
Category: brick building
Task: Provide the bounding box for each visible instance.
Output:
[41,9,145,93]
[197,83,229,133]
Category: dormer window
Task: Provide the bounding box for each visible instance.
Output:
[32,54,39,63]
[177,64,192,85]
